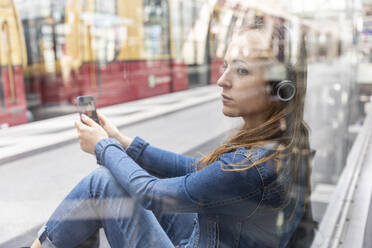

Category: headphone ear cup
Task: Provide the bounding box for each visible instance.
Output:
[271,80,296,101]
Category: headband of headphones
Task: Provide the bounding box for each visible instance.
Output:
[259,22,297,102]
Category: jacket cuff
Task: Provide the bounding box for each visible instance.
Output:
[126,136,149,162]
[95,138,124,165]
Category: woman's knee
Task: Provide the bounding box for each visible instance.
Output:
[86,167,124,198]
[85,167,135,219]
[88,166,113,181]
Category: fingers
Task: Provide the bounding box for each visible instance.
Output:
[74,120,83,131]
[97,112,106,125]
[81,114,96,127]
[75,120,83,143]
[75,119,91,133]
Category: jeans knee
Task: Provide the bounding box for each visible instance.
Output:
[89,166,113,180]
[86,167,118,198]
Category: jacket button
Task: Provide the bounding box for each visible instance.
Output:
[193,218,197,224]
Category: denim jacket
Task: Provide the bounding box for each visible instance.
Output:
[95,137,307,248]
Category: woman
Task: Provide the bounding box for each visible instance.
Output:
[30,22,314,248]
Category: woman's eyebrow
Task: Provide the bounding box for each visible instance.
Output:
[231,59,248,65]
[225,59,264,67]
[232,60,264,67]
[223,58,247,64]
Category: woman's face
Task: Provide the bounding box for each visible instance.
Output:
[217,31,273,126]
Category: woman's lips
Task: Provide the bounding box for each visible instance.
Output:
[221,94,233,103]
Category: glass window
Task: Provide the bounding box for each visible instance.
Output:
[51,1,67,61]
[1,1,371,248]
[209,10,221,59]
[22,19,44,65]
[88,0,119,63]
[169,0,184,60]
[95,0,116,14]
[143,0,170,57]
[170,0,206,63]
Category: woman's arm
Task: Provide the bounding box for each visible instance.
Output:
[95,138,263,215]
[125,136,198,177]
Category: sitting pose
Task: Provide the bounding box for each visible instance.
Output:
[30,22,314,248]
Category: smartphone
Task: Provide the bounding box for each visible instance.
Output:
[76,96,100,124]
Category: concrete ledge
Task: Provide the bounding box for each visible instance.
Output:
[311,106,372,248]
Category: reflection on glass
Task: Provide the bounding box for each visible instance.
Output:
[0,1,366,247]
[25,12,320,248]
[143,0,169,57]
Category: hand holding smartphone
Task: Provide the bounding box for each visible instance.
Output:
[76,96,134,149]
[76,96,100,124]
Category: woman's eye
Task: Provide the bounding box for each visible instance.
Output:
[236,68,249,75]
[221,64,228,72]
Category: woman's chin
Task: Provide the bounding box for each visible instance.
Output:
[222,108,239,118]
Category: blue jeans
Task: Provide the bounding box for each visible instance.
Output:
[38,167,196,248]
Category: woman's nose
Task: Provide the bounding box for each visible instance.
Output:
[217,71,232,88]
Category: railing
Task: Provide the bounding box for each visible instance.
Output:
[311,104,372,248]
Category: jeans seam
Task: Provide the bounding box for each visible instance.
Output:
[233,221,242,248]
[193,224,200,248]
[38,227,58,248]
[242,166,264,219]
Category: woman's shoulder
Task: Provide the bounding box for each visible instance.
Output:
[217,143,278,182]
[219,142,277,164]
